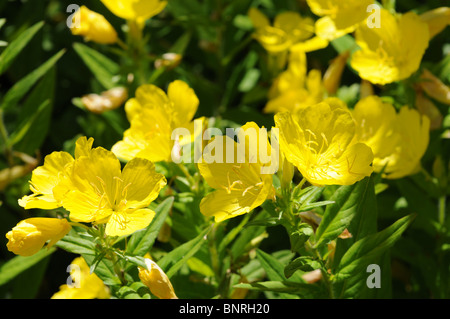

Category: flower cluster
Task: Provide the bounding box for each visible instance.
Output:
[3,0,450,300]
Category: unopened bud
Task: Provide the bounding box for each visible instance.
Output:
[419,69,450,106]
[323,51,350,95]
[302,269,322,284]
[154,53,182,70]
[138,258,178,299]
[81,87,128,114]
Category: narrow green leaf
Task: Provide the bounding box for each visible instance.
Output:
[335,214,415,280]
[82,254,121,286]
[73,42,119,89]
[55,233,97,256]
[255,249,305,298]
[126,197,174,256]
[298,200,335,212]
[314,177,372,248]
[1,49,64,111]
[12,67,55,154]
[0,247,55,286]
[0,21,44,76]
[158,226,211,278]
[284,257,321,279]
[234,281,321,296]
[256,249,288,282]
[7,100,50,147]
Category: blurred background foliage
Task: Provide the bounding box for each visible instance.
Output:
[0,0,449,298]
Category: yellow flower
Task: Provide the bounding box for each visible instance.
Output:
[389,107,430,179]
[352,96,400,173]
[100,0,167,23]
[248,7,316,54]
[138,258,177,299]
[112,80,200,163]
[306,0,373,40]
[275,100,374,186]
[18,137,94,210]
[264,50,325,116]
[352,96,430,179]
[60,148,166,237]
[51,257,110,299]
[70,6,118,44]
[198,122,276,222]
[350,9,429,85]
[6,218,71,256]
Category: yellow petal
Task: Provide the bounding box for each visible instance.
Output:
[167,80,199,127]
[74,136,94,159]
[121,157,166,209]
[100,0,167,21]
[248,7,270,29]
[253,26,291,53]
[19,151,74,210]
[274,12,314,42]
[105,208,155,237]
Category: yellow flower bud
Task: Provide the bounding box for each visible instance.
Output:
[138,258,178,299]
[6,218,71,256]
[322,51,350,95]
[415,90,443,130]
[420,7,450,39]
[70,6,118,44]
[419,69,450,106]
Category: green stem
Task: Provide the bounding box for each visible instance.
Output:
[438,195,446,227]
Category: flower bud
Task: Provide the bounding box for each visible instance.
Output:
[138,258,177,299]
[81,87,128,114]
[70,6,118,44]
[6,218,71,256]
[419,69,450,106]
[420,7,450,39]
[323,51,350,95]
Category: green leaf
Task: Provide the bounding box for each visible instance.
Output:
[334,214,415,281]
[331,175,382,298]
[82,254,122,286]
[289,224,314,254]
[126,197,174,256]
[0,247,55,286]
[55,232,97,256]
[11,67,55,154]
[0,21,44,76]
[256,249,289,282]
[255,249,307,298]
[158,225,211,278]
[314,177,373,248]
[117,284,151,299]
[284,256,321,279]
[73,42,119,89]
[330,34,358,55]
[234,281,322,296]
[1,49,64,111]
